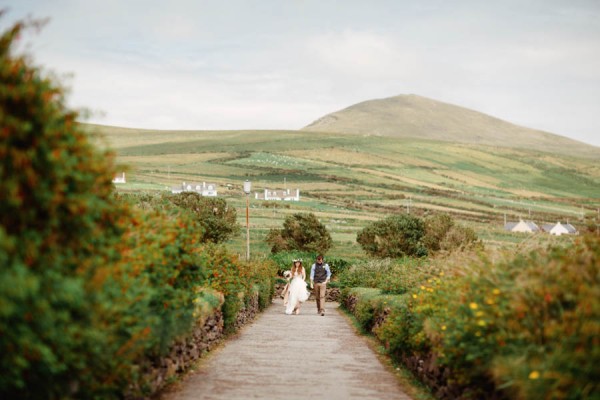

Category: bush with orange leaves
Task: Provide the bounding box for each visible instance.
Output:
[342,235,599,399]
[0,19,275,399]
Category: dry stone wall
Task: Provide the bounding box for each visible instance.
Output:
[126,294,261,399]
[341,293,501,400]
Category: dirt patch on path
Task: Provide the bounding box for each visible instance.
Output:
[160,299,412,400]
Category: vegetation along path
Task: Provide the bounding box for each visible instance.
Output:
[161,299,412,400]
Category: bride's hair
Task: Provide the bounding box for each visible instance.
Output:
[292,260,303,275]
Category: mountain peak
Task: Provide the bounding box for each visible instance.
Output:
[302,95,598,158]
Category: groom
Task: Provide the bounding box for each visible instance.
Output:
[310,255,331,316]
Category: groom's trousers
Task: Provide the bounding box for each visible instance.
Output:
[314,282,327,313]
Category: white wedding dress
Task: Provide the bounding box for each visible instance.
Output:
[285,271,310,315]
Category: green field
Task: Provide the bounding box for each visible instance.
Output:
[88,124,600,258]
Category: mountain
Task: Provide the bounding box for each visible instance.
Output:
[302,94,599,159]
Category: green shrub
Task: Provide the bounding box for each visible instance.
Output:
[338,259,396,288]
[340,288,379,327]
[487,236,600,399]
[352,288,382,331]
[201,244,277,333]
[247,259,278,310]
[375,293,429,354]
[423,213,480,254]
[357,213,479,258]
[0,20,275,398]
[168,192,240,244]
[266,212,332,254]
[119,191,240,244]
[423,213,455,252]
[116,207,208,356]
[357,214,427,258]
[416,237,598,398]
[0,20,133,398]
[325,256,351,277]
[337,258,430,294]
[440,224,479,252]
[341,287,427,352]
[342,236,600,399]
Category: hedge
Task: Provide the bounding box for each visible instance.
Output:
[341,236,600,399]
[0,20,276,399]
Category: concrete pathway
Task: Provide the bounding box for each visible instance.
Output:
[161,299,412,400]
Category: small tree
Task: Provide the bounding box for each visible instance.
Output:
[266,212,332,254]
[168,192,239,244]
[423,213,479,253]
[423,213,455,252]
[357,214,427,258]
[440,224,479,251]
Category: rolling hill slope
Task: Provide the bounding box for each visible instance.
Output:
[302,94,599,159]
[87,123,600,255]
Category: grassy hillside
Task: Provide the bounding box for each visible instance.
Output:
[303,94,600,159]
[87,123,600,258]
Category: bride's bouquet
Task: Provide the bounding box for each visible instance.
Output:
[283,270,292,281]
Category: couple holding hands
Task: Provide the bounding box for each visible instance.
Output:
[283,255,331,316]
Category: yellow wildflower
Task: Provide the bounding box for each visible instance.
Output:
[493,288,501,295]
[441,325,447,331]
[469,302,478,310]
[421,285,426,290]
[412,294,418,299]
[529,371,540,380]
[477,320,486,326]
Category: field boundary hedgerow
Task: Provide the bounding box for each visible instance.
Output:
[338,237,600,399]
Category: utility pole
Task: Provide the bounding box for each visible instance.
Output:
[243,180,252,261]
[246,195,249,260]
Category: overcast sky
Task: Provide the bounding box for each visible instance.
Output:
[3,0,600,146]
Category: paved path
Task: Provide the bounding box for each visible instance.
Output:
[161,298,412,400]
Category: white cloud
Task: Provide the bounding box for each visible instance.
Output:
[2,0,599,146]
[305,31,410,79]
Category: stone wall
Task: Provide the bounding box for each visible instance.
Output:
[127,293,261,399]
[341,293,502,400]
[233,292,260,330]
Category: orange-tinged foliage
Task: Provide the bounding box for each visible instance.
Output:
[0,17,275,399]
[0,18,276,399]
[342,236,599,399]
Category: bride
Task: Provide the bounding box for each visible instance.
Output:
[285,259,310,315]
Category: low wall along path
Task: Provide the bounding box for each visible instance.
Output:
[161,298,412,400]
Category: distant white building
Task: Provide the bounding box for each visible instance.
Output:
[255,188,300,201]
[112,172,126,184]
[171,182,218,197]
[541,222,578,236]
[504,219,540,233]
